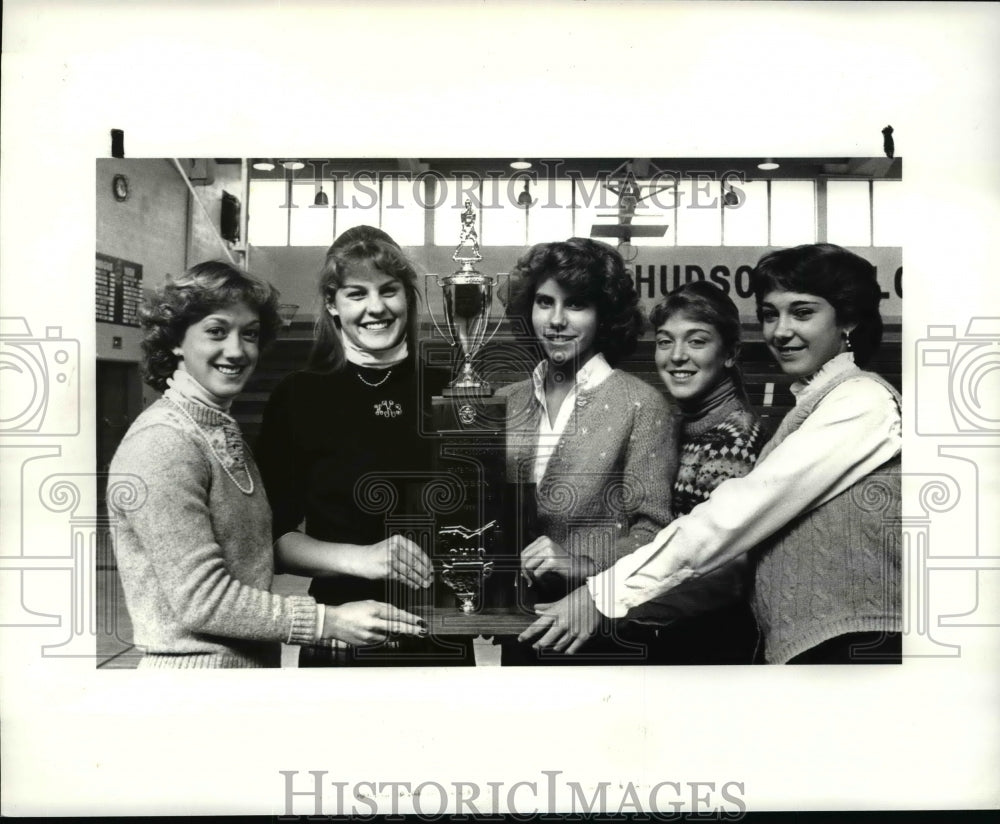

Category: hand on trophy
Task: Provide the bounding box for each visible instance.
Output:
[343,535,434,589]
[323,600,428,647]
[518,585,601,654]
[520,536,597,586]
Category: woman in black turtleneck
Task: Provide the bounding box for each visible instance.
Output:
[256,226,469,666]
[626,281,766,663]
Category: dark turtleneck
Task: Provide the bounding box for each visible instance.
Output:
[677,373,740,437]
[671,374,764,517]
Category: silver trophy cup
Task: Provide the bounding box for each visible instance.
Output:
[427,200,506,396]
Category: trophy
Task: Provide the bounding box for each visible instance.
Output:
[426,200,507,397]
[424,203,511,621]
[438,521,497,613]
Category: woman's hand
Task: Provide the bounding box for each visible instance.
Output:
[517,585,601,654]
[343,535,433,589]
[323,601,427,647]
[521,536,596,585]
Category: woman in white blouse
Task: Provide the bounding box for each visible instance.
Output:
[521,243,902,664]
[499,237,677,663]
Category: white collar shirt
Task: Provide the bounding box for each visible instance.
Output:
[530,353,614,484]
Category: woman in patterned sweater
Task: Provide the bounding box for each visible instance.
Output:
[628,281,765,663]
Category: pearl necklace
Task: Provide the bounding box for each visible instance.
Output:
[355,368,392,388]
[165,396,255,495]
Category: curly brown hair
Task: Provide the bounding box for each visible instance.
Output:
[139,260,281,392]
[505,237,643,367]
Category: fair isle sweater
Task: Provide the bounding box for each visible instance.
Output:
[626,394,763,627]
[751,369,902,663]
[500,369,677,572]
[673,400,764,518]
[109,395,318,668]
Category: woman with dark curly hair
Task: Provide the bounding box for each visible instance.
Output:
[108,261,425,668]
[499,238,677,664]
[255,227,470,666]
[522,244,902,664]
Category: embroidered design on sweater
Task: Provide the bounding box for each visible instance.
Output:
[164,404,248,473]
[373,399,403,418]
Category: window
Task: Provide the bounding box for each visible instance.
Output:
[379,176,425,246]
[334,174,381,241]
[872,180,904,246]
[247,180,289,246]
[827,180,871,246]
[676,177,721,246]
[770,180,816,246]
[288,182,334,247]
[723,180,768,246]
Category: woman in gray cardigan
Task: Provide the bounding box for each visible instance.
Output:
[499,238,678,663]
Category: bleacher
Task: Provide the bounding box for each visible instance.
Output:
[232,321,902,444]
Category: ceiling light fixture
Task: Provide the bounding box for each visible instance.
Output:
[510,159,532,170]
[281,160,305,171]
[757,158,780,171]
[252,159,276,171]
[517,180,533,208]
[314,184,329,206]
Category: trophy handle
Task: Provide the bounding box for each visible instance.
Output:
[481,272,510,349]
[424,273,456,347]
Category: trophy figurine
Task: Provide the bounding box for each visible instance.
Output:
[427,200,506,397]
[438,522,497,613]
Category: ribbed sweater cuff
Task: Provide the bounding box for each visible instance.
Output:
[286,595,319,646]
[139,652,266,669]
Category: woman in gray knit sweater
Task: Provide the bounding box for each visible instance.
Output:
[109,262,426,668]
[500,238,677,663]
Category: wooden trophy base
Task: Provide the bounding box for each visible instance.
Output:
[426,393,537,635]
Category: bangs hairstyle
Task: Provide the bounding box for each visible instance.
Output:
[308,225,420,373]
[505,237,643,366]
[750,243,884,367]
[139,260,281,392]
[649,280,749,402]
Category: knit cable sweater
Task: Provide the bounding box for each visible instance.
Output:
[109,395,318,668]
[500,369,677,572]
[751,368,902,663]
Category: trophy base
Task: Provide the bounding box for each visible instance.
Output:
[431,394,506,434]
[441,384,493,398]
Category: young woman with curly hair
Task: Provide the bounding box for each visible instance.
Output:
[499,237,678,664]
[109,261,425,668]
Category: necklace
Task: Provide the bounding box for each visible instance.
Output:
[356,368,392,388]
[165,396,255,495]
